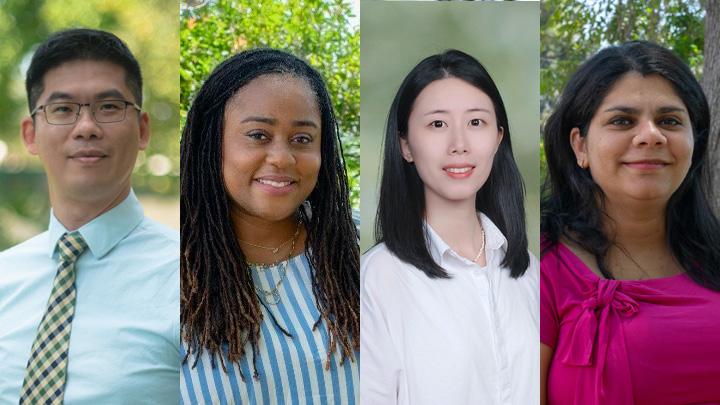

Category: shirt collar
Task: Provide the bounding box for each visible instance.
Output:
[425,212,508,267]
[47,189,144,259]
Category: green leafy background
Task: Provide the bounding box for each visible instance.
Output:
[0,0,180,251]
[180,0,360,208]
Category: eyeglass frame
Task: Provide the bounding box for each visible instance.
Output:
[30,100,142,125]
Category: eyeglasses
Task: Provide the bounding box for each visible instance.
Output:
[30,100,142,125]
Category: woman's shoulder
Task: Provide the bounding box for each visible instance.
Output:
[361,243,403,279]
[360,243,419,291]
[540,237,598,286]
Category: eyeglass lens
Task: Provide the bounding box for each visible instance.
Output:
[44,101,129,124]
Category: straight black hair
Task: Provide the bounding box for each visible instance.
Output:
[181,48,359,376]
[542,40,720,290]
[375,49,530,279]
[26,28,143,110]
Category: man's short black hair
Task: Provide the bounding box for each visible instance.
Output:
[25,28,143,111]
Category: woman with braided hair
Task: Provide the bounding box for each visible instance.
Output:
[180,49,359,403]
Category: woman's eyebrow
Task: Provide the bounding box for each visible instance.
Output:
[423,107,491,116]
[602,105,687,115]
[241,116,319,128]
[602,105,640,115]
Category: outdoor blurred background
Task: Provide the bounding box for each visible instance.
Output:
[180,0,360,208]
[0,0,180,251]
[360,1,541,257]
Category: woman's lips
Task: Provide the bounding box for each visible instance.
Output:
[255,177,297,195]
[623,160,670,170]
[443,165,475,178]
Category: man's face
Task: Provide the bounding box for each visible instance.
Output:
[21,60,149,206]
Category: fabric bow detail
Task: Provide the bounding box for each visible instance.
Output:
[559,279,638,366]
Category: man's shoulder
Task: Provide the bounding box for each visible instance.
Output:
[0,231,50,264]
[133,216,180,245]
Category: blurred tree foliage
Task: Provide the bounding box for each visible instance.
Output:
[0,0,179,250]
[540,0,707,187]
[180,0,360,208]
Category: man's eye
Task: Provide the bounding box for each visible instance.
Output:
[98,102,122,111]
[50,105,74,113]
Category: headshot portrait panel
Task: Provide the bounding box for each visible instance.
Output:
[359,2,540,404]
[0,0,181,404]
[360,0,541,258]
[180,1,360,403]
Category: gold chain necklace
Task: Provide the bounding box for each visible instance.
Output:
[238,218,301,254]
[247,221,302,305]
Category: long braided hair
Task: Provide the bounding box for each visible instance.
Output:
[181,49,360,377]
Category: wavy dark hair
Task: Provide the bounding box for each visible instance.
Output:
[542,40,720,290]
[181,49,359,377]
[375,49,530,279]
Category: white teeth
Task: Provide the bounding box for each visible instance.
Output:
[258,179,292,188]
[445,167,472,173]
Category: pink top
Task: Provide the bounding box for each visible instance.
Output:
[541,239,720,405]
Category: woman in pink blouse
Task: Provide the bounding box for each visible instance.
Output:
[540,41,720,404]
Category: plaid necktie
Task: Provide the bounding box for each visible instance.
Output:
[19,233,88,405]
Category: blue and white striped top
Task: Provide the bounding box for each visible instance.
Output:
[181,252,359,404]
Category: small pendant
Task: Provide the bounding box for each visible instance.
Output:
[272,248,279,254]
[264,291,281,305]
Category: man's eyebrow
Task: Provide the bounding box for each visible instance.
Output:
[44,92,74,103]
[43,89,129,104]
[241,116,319,128]
[95,89,127,100]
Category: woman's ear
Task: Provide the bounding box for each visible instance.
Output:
[399,134,414,163]
[570,127,588,169]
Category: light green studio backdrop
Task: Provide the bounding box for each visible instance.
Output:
[360,1,541,258]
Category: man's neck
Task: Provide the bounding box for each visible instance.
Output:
[50,186,131,231]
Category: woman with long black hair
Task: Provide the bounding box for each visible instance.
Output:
[361,49,539,404]
[180,49,359,403]
[541,41,720,404]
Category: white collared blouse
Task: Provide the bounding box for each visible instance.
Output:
[360,212,539,405]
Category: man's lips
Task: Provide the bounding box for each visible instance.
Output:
[69,150,108,163]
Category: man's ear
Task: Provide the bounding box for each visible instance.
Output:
[138,111,150,150]
[21,116,39,155]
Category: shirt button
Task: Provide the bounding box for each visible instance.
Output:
[473,269,481,277]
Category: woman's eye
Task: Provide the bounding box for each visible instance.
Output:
[292,134,313,144]
[659,117,682,126]
[430,120,446,128]
[246,131,268,140]
[469,119,483,126]
[609,117,632,126]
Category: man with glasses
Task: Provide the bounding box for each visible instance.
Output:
[0,28,179,404]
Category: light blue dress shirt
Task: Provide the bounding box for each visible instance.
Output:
[0,190,180,404]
